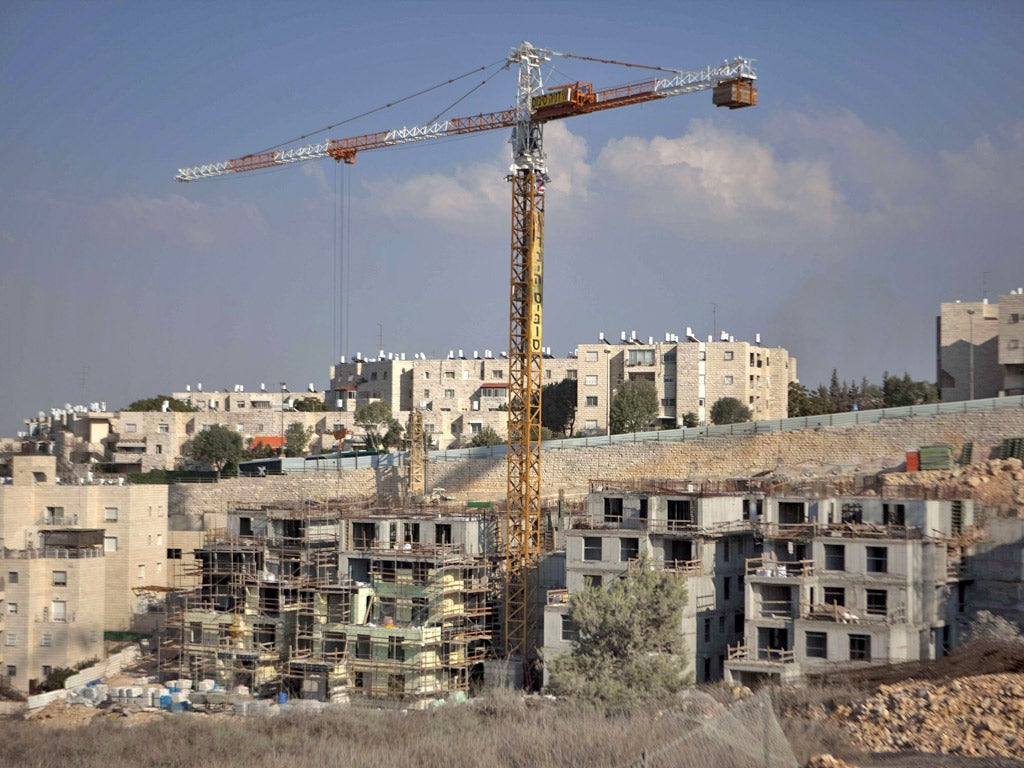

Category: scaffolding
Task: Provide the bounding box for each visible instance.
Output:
[164,499,494,705]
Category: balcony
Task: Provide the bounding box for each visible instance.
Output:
[801,602,906,625]
[746,556,815,579]
[727,644,796,664]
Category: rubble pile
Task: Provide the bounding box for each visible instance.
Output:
[834,673,1024,759]
[881,457,1024,512]
[805,756,857,768]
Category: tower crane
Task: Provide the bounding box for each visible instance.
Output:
[176,42,757,677]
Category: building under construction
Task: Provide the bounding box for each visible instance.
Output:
[163,499,495,707]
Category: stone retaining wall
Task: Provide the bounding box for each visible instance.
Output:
[169,410,1024,520]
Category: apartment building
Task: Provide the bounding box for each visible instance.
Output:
[329,352,578,447]
[574,336,795,432]
[724,496,977,686]
[0,455,170,691]
[170,501,493,706]
[543,483,756,685]
[25,389,331,476]
[937,289,1024,400]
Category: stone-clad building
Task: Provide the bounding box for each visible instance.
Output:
[937,290,1024,400]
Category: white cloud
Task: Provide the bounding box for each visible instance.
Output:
[939,123,1024,204]
[593,119,843,244]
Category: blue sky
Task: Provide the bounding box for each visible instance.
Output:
[2,1,1022,433]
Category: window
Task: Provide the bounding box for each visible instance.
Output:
[627,349,655,366]
[823,587,845,607]
[586,396,598,407]
[667,499,694,527]
[52,571,67,587]
[585,351,598,362]
[104,536,118,553]
[470,422,482,434]
[561,614,578,642]
[806,631,827,659]
[585,420,598,430]
[6,603,16,614]
[137,564,145,581]
[723,539,730,562]
[585,375,598,386]
[1010,339,1021,350]
[723,576,731,600]
[6,666,15,678]
[412,597,429,623]
[866,546,888,574]
[866,589,887,616]
[423,389,430,398]
[583,574,602,589]
[4,633,15,647]
[103,507,119,522]
[155,444,163,454]
[356,634,371,659]
[158,423,169,433]
[604,497,623,523]
[620,537,639,562]
[724,351,734,361]
[167,548,182,560]
[51,601,67,622]
[583,537,602,561]
[40,634,53,648]
[444,389,455,399]
[824,544,846,571]
[189,623,202,644]
[660,398,675,406]
[883,503,905,526]
[566,369,577,379]
[849,634,871,661]
[481,387,505,398]
[492,369,504,379]
[1010,313,1020,324]
[7,572,17,584]
[444,370,455,379]
[46,506,65,524]
[236,424,244,433]
[723,375,734,385]
[125,423,138,433]
[698,350,706,361]
[388,636,405,662]
[734,611,745,634]
[704,617,711,642]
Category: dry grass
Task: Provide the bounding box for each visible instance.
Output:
[0,689,729,768]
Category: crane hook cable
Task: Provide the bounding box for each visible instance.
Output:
[254,59,507,156]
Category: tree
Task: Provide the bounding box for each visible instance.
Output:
[609,379,658,434]
[186,425,243,474]
[710,396,752,425]
[283,422,313,457]
[125,395,196,412]
[243,439,278,461]
[293,397,325,412]
[542,378,577,437]
[681,411,699,428]
[547,558,689,708]
[883,372,940,408]
[469,426,503,447]
[355,401,402,451]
